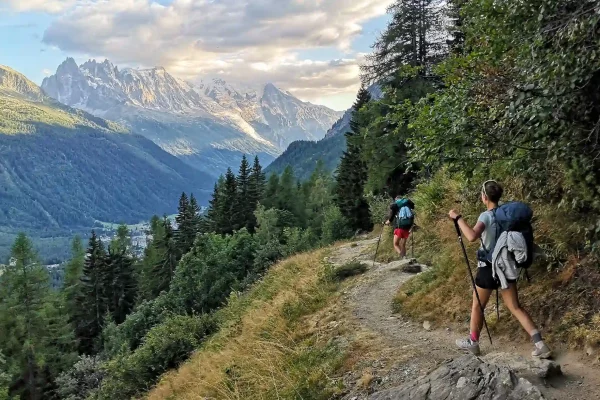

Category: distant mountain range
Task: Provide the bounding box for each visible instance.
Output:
[265,84,382,180]
[0,64,213,261]
[42,58,343,177]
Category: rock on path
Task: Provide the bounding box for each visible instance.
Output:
[369,355,545,400]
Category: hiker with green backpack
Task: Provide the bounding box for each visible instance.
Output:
[448,180,552,359]
[384,195,415,259]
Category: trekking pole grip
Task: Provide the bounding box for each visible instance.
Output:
[453,218,462,237]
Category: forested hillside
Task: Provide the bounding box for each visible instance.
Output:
[0,65,213,262]
[264,134,346,181]
[265,84,382,180]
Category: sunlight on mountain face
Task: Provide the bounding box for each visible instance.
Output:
[40,58,343,176]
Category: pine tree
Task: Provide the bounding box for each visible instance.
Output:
[0,234,74,399]
[247,156,266,232]
[446,0,465,53]
[236,155,253,231]
[151,217,178,296]
[335,87,374,232]
[137,216,165,303]
[202,179,225,234]
[361,0,445,83]
[103,247,136,324]
[262,173,280,210]
[188,194,202,236]
[74,232,107,354]
[175,193,196,256]
[277,166,302,226]
[221,168,238,234]
[110,224,132,256]
[306,161,335,235]
[63,236,85,318]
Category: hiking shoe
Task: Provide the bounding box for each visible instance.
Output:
[456,338,481,356]
[532,342,552,359]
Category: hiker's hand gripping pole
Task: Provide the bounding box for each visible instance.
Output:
[453,218,493,345]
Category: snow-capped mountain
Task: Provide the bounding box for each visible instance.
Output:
[42,58,343,177]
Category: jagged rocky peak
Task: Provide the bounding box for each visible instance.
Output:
[41,57,343,172]
[262,82,286,98]
[56,57,80,75]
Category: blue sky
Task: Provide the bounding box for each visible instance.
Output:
[0,0,391,110]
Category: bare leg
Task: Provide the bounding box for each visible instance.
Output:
[500,283,537,334]
[399,238,407,257]
[393,235,402,255]
[470,286,493,337]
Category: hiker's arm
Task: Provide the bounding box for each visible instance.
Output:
[384,205,395,224]
[460,220,485,243]
[448,210,485,242]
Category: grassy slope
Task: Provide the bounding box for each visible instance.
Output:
[146,171,600,399]
[148,248,358,399]
[393,170,600,351]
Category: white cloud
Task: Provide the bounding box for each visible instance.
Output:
[42,68,52,76]
[0,0,76,13]
[38,0,392,109]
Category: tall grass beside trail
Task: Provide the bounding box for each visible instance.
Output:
[393,169,600,352]
[147,249,349,400]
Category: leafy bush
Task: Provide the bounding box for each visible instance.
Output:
[321,206,353,245]
[333,261,368,281]
[56,356,104,400]
[283,227,318,257]
[98,315,217,399]
[366,194,391,226]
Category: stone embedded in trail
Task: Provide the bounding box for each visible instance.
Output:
[387,259,423,273]
[402,263,422,273]
[482,352,562,379]
[422,321,432,331]
[369,355,545,400]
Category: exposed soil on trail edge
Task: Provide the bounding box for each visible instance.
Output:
[327,237,600,400]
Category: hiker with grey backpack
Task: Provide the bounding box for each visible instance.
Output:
[448,180,552,359]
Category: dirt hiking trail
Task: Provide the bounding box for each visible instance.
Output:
[327,237,600,399]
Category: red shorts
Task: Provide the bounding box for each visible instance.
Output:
[394,228,411,239]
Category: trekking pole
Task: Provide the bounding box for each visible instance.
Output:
[410,226,415,259]
[373,224,384,268]
[453,219,493,345]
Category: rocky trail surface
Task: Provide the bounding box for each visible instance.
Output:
[326,237,600,400]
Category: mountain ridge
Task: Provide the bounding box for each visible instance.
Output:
[42,58,343,177]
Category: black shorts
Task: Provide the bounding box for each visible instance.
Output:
[475,265,516,290]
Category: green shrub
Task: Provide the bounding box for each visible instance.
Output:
[321,206,353,245]
[333,261,368,281]
[55,355,104,400]
[98,314,217,399]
